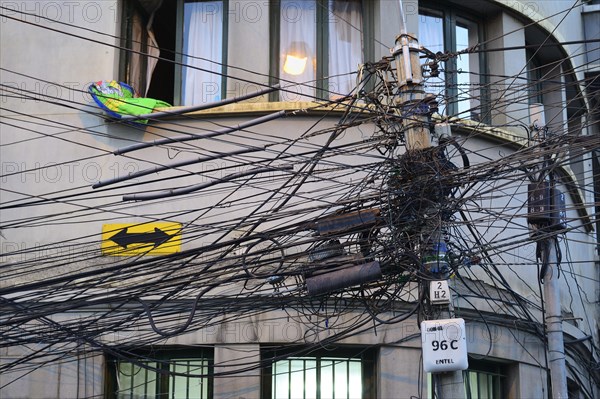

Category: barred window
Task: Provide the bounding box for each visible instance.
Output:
[429,358,508,399]
[262,347,376,398]
[106,348,213,399]
[464,361,506,399]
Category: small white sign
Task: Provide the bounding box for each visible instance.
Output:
[430,280,450,304]
[421,318,468,373]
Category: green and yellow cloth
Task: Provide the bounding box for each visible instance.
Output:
[88,80,170,123]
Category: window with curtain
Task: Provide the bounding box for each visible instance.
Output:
[418,12,445,110]
[182,1,224,105]
[262,347,376,398]
[418,6,482,120]
[106,349,213,399]
[120,0,225,106]
[121,0,367,106]
[276,0,364,102]
[328,0,364,100]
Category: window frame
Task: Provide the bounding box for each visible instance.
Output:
[174,0,229,106]
[105,347,214,399]
[418,3,489,122]
[120,0,229,106]
[428,358,509,399]
[268,0,373,102]
[526,48,544,105]
[121,0,374,107]
[261,346,377,398]
[463,359,507,399]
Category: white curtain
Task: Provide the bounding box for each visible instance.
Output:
[328,0,363,99]
[455,23,475,118]
[182,1,223,105]
[280,0,316,102]
[419,13,446,113]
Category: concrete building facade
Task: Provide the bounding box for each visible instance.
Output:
[1,1,599,398]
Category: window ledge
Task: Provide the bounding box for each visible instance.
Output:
[437,115,529,147]
[154,101,353,118]
[582,4,600,13]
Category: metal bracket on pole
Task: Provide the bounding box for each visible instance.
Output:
[393,34,430,151]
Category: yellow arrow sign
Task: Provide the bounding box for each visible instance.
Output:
[101,222,182,256]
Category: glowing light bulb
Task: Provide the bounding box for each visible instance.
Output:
[283,54,308,76]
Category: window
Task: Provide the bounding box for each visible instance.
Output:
[121,1,370,106]
[271,0,366,102]
[463,360,506,399]
[526,49,544,105]
[418,5,483,119]
[262,347,376,398]
[429,358,508,399]
[181,1,226,105]
[105,348,213,399]
[120,0,227,106]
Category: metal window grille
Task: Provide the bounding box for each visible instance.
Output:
[428,361,506,399]
[114,357,212,399]
[464,366,505,399]
[272,356,363,399]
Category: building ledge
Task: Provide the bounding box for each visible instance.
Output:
[154,101,354,118]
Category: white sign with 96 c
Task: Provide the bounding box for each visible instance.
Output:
[421,318,468,373]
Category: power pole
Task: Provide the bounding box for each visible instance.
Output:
[393,24,467,398]
[528,117,569,399]
[541,238,569,399]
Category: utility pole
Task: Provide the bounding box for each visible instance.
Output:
[541,238,568,399]
[392,4,467,395]
[528,114,569,399]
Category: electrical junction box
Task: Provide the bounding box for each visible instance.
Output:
[527,182,567,229]
[430,280,450,304]
[421,318,468,373]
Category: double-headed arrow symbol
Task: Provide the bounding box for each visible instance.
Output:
[109,227,173,249]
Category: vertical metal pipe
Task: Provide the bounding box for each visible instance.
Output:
[542,238,569,398]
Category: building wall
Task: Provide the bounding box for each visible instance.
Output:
[1,0,598,398]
